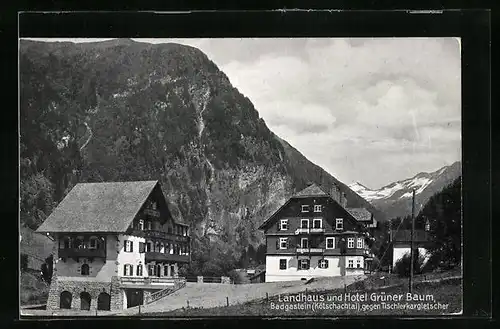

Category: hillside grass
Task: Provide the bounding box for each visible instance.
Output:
[149,278,462,317]
[20,270,49,306]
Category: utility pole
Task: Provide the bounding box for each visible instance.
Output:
[409,189,415,294]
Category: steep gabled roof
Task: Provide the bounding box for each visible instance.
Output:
[36,181,159,233]
[346,208,373,222]
[258,184,366,231]
[293,184,329,198]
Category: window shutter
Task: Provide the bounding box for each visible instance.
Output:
[130,241,134,252]
[277,221,280,231]
[286,238,290,249]
[276,239,279,250]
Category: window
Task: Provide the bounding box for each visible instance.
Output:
[136,265,143,276]
[299,259,310,270]
[301,219,309,229]
[313,218,322,229]
[123,264,133,276]
[318,259,329,269]
[279,237,288,249]
[280,219,288,231]
[348,259,354,268]
[155,241,160,253]
[62,237,71,249]
[124,240,133,252]
[164,266,169,276]
[279,259,287,270]
[160,243,165,253]
[89,237,97,249]
[301,238,309,249]
[357,238,363,249]
[356,259,362,268]
[151,201,157,210]
[314,205,322,213]
[146,241,152,252]
[139,242,145,253]
[326,237,335,249]
[336,218,343,230]
[347,238,355,248]
[301,205,310,212]
[139,219,144,230]
[170,265,175,277]
[148,265,155,276]
[81,264,89,276]
[146,221,152,230]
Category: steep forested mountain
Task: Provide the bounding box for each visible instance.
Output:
[20,39,382,275]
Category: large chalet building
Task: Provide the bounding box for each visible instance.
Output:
[36,180,190,311]
[259,183,376,282]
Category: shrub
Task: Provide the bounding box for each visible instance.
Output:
[394,249,425,277]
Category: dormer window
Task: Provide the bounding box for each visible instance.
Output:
[336,218,344,230]
[280,219,288,231]
[314,205,322,213]
[301,205,310,213]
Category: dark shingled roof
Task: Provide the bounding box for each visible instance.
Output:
[36,181,159,233]
[346,208,373,222]
[391,230,430,243]
[293,184,329,198]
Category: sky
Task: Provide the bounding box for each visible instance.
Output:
[24,38,461,189]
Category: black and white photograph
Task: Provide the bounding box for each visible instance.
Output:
[19,36,463,317]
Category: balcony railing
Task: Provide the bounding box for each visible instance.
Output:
[58,248,106,259]
[143,230,190,242]
[120,276,185,287]
[296,247,324,254]
[145,251,190,263]
[295,228,325,234]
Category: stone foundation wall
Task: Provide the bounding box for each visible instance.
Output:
[46,276,123,312]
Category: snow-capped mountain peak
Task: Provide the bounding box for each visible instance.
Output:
[349,162,459,203]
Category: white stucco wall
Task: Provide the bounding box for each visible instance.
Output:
[265,255,365,282]
[116,234,146,276]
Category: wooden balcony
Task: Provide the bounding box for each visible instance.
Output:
[296,247,324,254]
[295,228,326,234]
[145,251,189,263]
[58,248,106,259]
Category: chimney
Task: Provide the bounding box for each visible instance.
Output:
[341,192,348,208]
[329,184,341,204]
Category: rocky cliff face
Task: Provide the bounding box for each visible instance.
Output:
[20,39,380,256]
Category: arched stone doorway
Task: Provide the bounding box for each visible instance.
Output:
[97,292,111,311]
[80,292,91,310]
[60,291,72,309]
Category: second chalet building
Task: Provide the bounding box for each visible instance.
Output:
[36,180,190,311]
[259,183,376,282]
